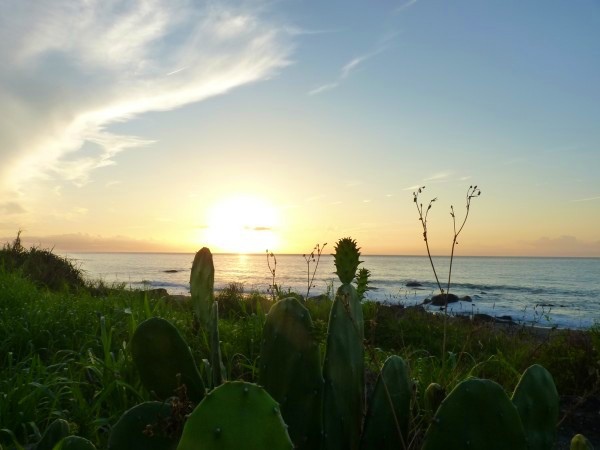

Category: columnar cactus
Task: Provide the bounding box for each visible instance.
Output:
[210,301,226,387]
[131,317,205,403]
[176,381,293,450]
[333,238,362,284]
[259,297,323,450]
[422,378,527,450]
[323,237,365,450]
[360,356,412,450]
[190,247,215,330]
[511,364,559,450]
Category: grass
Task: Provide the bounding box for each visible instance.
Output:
[0,246,599,448]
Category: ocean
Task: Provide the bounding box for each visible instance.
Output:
[68,252,600,330]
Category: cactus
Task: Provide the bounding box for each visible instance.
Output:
[36,419,70,450]
[52,436,96,450]
[423,382,445,418]
[131,317,205,403]
[422,378,527,450]
[333,238,362,284]
[190,247,215,329]
[177,381,293,450]
[511,364,559,450]
[259,297,323,450]
[210,301,226,387]
[108,402,177,450]
[360,356,412,450]
[571,434,594,450]
[354,267,371,301]
[323,283,365,450]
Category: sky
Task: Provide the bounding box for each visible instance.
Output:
[0,0,599,257]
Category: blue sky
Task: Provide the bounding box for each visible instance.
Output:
[0,0,599,256]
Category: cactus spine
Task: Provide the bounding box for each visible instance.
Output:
[323,238,365,450]
[131,317,205,403]
[176,381,293,450]
[190,247,215,330]
[511,364,559,450]
[422,378,527,450]
[259,297,323,450]
[360,356,412,450]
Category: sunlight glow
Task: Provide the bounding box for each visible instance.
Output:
[202,195,280,253]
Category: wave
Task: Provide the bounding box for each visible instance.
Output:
[369,278,594,298]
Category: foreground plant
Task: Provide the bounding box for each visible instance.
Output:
[413,185,481,363]
[303,242,327,299]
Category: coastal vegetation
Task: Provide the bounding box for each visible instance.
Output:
[0,236,599,449]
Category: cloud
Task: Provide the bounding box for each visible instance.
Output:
[0,0,292,199]
[0,202,27,215]
[572,195,600,202]
[424,172,453,182]
[309,45,388,96]
[395,0,419,14]
[523,235,600,257]
[0,232,186,253]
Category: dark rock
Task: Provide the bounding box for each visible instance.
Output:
[406,281,422,287]
[461,295,472,302]
[473,313,495,323]
[142,288,169,299]
[164,269,179,273]
[429,293,459,306]
[498,315,512,321]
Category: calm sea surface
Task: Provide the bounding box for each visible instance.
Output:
[68,253,600,329]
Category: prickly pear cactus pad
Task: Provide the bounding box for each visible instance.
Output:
[570,434,594,450]
[52,436,96,450]
[190,247,215,329]
[511,364,559,450]
[259,297,323,450]
[37,418,70,450]
[176,381,293,450]
[131,317,205,403]
[333,238,362,284]
[323,283,365,450]
[424,382,446,418]
[422,378,527,450]
[360,356,412,450]
[108,402,177,450]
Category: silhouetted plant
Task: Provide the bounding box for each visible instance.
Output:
[265,249,278,301]
[0,231,85,291]
[303,242,327,299]
[413,185,481,365]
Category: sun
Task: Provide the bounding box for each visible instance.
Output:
[202,195,280,254]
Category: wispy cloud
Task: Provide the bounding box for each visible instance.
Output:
[424,172,453,182]
[395,0,419,14]
[0,0,292,201]
[309,45,388,96]
[572,195,600,202]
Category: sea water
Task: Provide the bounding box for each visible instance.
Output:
[68,253,600,330]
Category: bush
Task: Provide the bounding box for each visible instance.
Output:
[0,232,85,291]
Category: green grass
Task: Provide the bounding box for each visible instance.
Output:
[1,263,599,448]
